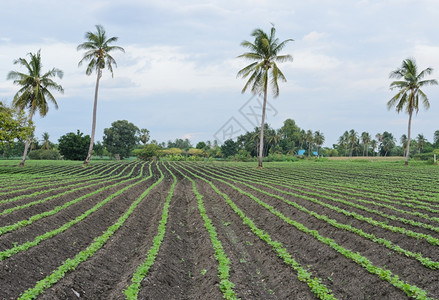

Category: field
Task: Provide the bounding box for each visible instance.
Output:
[0,160,438,299]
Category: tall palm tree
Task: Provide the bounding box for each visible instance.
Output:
[78,25,125,166]
[237,25,293,168]
[41,132,51,150]
[361,131,371,156]
[348,129,358,157]
[388,58,438,165]
[338,131,349,156]
[7,50,63,166]
[313,130,325,158]
[370,139,377,157]
[305,130,314,157]
[416,134,426,153]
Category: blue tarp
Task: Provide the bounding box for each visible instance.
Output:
[297,149,306,155]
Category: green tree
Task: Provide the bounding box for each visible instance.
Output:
[221,139,239,158]
[0,101,33,148]
[7,50,64,166]
[370,139,377,157]
[416,134,427,153]
[93,141,105,158]
[58,130,91,160]
[433,130,439,147]
[196,141,207,150]
[348,129,358,157]
[313,130,325,157]
[139,128,150,145]
[361,132,371,156]
[137,143,160,161]
[388,58,438,165]
[41,132,51,150]
[78,25,125,166]
[338,131,349,156]
[305,130,313,157]
[237,25,293,168]
[400,134,408,155]
[379,131,396,157]
[103,120,139,159]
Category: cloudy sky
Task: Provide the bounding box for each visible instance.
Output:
[1,0,439,147]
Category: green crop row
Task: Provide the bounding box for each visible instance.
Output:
[0,163,146,236]
[124,163,177,299]
[183,164,432,299]
[176,163,337,300]
[202,164,439,246]
[197,165,439,270]
[0,163,152,261]
[0,162,138,216]
[171,163,238,300]
[18,163,165,299]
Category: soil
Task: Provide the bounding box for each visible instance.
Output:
[0,161,438,299]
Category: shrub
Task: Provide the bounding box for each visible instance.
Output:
[28,149,61,160]
[137,144,160,161]
[58,130,90,160]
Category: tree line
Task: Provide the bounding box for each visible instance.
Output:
[1,25,437,165]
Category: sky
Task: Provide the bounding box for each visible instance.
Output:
[1,0,439,148]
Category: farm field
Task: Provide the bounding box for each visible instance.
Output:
[0,160,438,299]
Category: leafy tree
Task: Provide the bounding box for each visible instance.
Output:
[196,141,207,150]
[338,131,349,156]
[0,101,33,148]
[138,128,150,145]
[279,118,301,154]
[7,50,64,166]
[313,130,325,157]
[388,58,438,165]
[78,25,125,166]
[221,139,239,158]
[237,25,293,167]
[103,120,139,159]
[167,138,192,150]
[58,130,91,160]
[93,141,105,157]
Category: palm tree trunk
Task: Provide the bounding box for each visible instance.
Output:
[405,109,413,165]
[258,71,269,168]
[83,69,101,166]
[19,109,34,167]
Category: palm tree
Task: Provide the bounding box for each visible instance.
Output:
[375,133,383,156]
[237,25,293,168]
[416,134,426,153]
[78,25,125,166]
[388,58,438,165]
[433,130,439,146]
[41,132,51,150]
[313,130,325,158]
[348,129,358,157]
[370,139,377,157]
[305,130,314,157]
[7,50,63,166]
[338,131,349,156]
[361,132,371,156]
[400,134,408,155]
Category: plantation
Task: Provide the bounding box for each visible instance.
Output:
[0,160,438,299]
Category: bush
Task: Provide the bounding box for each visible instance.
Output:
[137,144,160,161]
[28,149,61,160]
[413,152,435,161]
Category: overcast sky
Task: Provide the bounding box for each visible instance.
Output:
[1,0,439,147]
